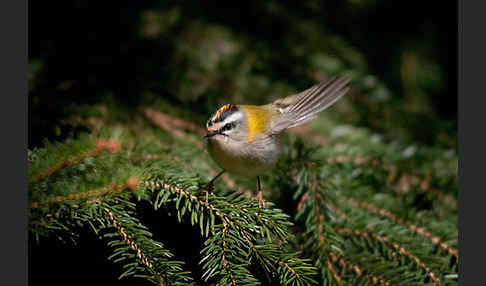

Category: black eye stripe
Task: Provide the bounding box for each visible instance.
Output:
[220,122,236,132]
[207,110,237,128]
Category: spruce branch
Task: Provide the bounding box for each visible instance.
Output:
[327,251,391,286]
[334,227,441,285]
[29,177,139,209]
[282,135,456,285]
[29,135,121,184]
[30,189,195,285]
[221,221,237,286]
[333,203,441,285]
[103,207,167,285]
[291,161,345,285]
[28,83,457,285]
[343,197,458,260]
[294,117,457,212]
[100,201,195,285]
[325,259,342,284]
[143,175,318,285]
[324,154,457,210]
[132,152,254,199]
[330,196,457,284]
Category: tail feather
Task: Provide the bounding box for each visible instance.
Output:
[287,77,339,114]
[270,77,350,133]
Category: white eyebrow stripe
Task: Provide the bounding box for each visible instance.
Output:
[221,111,243,124]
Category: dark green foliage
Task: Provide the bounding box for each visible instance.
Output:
[28,113,457,285]
[142,160,318,285]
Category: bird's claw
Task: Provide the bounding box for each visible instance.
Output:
[255,191,265,209]
[199,182,215,204]
[202,181,214,193]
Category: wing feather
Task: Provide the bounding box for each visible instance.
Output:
[269,77,350,133]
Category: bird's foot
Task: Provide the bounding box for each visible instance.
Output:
[198,182,215,205]
[255,191,265,209]
[202,181,214,193]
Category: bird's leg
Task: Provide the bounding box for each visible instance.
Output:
[201,170,225,203]
[203,170,225,192]
[256,176,265,208]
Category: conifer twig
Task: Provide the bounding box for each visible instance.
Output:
[325,154,457,210]
[29,177,139,209]
[146,179,311,284]
[326,259,342,284]
[29,138,121,184]
[277,259,300,278]
[221,221,236,286]
[332,203,441,284]
[344,197,458,260]
[328,251,390,286]
[335,227,441,285]
[103,207,166,286]
[142,108,203,148]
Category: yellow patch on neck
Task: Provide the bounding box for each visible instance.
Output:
[241,105,270,142]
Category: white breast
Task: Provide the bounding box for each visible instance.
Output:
[206,135,281,177]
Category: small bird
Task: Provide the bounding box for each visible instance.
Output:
[203,77,351,206]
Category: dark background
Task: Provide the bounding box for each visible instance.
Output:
[28,1,457,285]
[28,1,457,149]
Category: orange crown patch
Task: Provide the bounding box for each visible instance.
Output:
[211,104,237,122]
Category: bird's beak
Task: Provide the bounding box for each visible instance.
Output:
[203,130,220,139]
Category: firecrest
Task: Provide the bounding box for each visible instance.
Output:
[202,77,351,206]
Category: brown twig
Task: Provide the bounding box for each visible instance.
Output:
[29,138,121,184]
[142,108,204,148]
[307,163,327,250]
[143,108,204,134]
[221,221,236,286]
[29,177,139,209]
[277,259,300,278]
[328,251,390,286]
[326,259,343,284]
[299,163,342,283]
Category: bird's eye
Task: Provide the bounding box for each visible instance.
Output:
[221,122,235,132]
